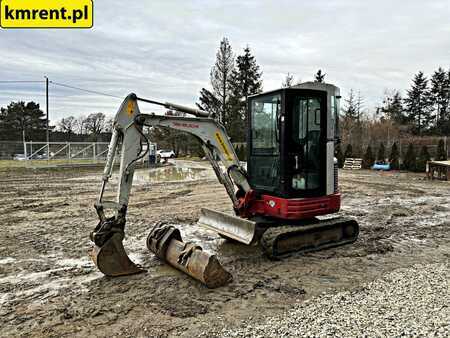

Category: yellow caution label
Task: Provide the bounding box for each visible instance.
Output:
[1,0,93,29]
[127,101,135,116]
[214,132,233,161]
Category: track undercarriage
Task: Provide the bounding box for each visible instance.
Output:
[198,208,359,259]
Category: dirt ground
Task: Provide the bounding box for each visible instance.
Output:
[0,160,449,338]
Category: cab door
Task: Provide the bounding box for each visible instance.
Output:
[247,92,281,194]
[284,90,327,197]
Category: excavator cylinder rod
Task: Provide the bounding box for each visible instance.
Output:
[146,224,232,288]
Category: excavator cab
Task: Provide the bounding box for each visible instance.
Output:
[248,83,340,199]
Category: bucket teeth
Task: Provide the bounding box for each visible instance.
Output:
[89,232,145,277]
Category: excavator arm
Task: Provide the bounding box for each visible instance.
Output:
[90,93,250,276]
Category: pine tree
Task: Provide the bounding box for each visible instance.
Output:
[381,91,405,124]
[430,67,450,133]
[0,101,47,141]
[389,142,400,170]
[342,89,358,121]
[204,38,235,125]
[228,45,262,141]
[403,143,417,171]
[282,73,295,88]
[417,145,431,172]
[197,88,221,118]
[404,71,434,135]
[377,143,386,162]
[314,69,326,83]
[363,145,374,168]
[335,143,344,168]
[436,139,447,161]
[344,144,353,159]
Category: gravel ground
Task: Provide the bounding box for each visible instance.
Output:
[218,263,450,338]
[1,163,449,337]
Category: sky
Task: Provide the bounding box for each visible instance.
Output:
[0,0,449,123]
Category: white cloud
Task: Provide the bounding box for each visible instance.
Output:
[0,0,449,122]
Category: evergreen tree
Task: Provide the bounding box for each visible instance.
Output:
[430,67,450,133]
[403,143,417,171]
[417,145,431,172]
[314,69,326,83]
[381,91,405,124]
[436,139,447,161]
[196,88,221,118]
[344,144,353,159]
[342,89,358,121]
[0,101,47,141]
[234,144,247,161]
[389,142,400,170]
[335,143,344,168]
[228,45,262,141]
[363,145,374,169]
[342,90,364,156]
[356,91,364,121]
[404,71,434,135]
[377,143,386,162]
[199,38,235,125]
[282,73,295,88]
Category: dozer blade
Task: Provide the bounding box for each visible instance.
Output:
[89,232,145,277]
[261,217,359,259]
[197,208,258,245]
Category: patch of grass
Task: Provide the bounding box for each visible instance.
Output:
[0,159,103,168]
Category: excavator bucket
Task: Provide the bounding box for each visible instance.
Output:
[197,208,258,245]
[89,232,145,277]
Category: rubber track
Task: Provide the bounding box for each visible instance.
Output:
[261,217,359,259]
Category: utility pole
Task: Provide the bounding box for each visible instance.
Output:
[45,76,49,160]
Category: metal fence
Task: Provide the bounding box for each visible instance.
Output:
[0,141,157,167]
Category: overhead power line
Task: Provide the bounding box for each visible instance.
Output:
[0,80,45,83]
[49,81,123,99]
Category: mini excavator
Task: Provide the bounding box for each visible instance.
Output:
[90,82,359,278]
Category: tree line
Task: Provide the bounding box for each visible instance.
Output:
[336,138,447,172]
[339,67,450,170]
[0,100,113,142]
[342,67,450,143]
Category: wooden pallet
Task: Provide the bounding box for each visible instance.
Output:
[427,160,450,180]
[343,158,363,170]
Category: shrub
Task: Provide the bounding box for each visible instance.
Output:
[417,145,430,172]
[389,142,400,170]
[377,143,386,162]
[335,143,345,168]
[436,139,447,161]
[403,143,416,171]
[363,145,375,169]
[344,144,353,159]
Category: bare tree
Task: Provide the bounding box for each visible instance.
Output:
[104,117,114,133]
[58,116,77,140]
[84,113,106,138]
[75,116,86,135]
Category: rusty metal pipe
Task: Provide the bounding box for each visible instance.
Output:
[146,224,232,288]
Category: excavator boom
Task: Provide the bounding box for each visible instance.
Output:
[91,93,252,279]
